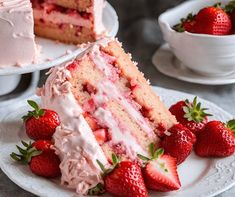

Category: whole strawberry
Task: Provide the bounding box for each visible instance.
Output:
[194,6,232,35]
[22,100,60,140]
[195,120,235,157]
[10,140,61,178]
[173,13,196,33]
[94,154,147,197]
[169,97,212,135]
[138,143,181,191]
[161,124,196,164]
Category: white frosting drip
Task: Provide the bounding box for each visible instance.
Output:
[41,66,108,194]
[0,0,37,67]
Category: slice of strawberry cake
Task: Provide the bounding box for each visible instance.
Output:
[40,37,177,194]
[31,0,105,44]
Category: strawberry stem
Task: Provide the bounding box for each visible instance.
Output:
[88,183,105,196]
[97,153,120,176]
[183,97,212,123]
[225,0,235,13]
[138,143,164,162]
[226,119,235,135]
[22,100,45,122]
[10,141,42,164]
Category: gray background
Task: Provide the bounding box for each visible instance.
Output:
[0,0,234,196]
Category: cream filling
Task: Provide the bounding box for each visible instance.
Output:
[33,8,92,28]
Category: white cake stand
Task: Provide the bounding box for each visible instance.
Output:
[0,2,119,100]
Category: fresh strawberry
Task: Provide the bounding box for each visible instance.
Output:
[161,124,196,164]
[193,6,231,35]
[169,97,212,135]
[22,100,60,140]
[93,129,108,145]
[195,120,235,157]
[93,154,147,197]
[138,143,181,191]
[10,140,61,178]
[173,13,196,33]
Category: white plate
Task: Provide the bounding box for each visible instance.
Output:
[152,44,235,85]
[0,2,119,76]
[0,86,234,197]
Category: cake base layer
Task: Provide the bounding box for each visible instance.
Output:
[34,20,96,44]
[51,0,92,11]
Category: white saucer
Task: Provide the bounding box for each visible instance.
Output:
[0,2,119,76]
[152,44,235,85]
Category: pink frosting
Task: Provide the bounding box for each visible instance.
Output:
[40,65,108,194]
[0,0,37,67]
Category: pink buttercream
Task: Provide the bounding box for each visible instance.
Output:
[0,0,37,67]
[40,65,108,195]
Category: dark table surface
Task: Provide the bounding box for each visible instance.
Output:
[0,0,234,196]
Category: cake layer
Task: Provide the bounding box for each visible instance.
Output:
[46,0,92,11]
[32,0,105,43]
[34,19,96,44]
[0,0,37,67]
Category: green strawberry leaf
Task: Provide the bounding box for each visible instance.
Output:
[153,148,164,160]
[137,154,150,161]
[88,183,105,196]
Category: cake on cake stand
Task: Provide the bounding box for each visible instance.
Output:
[0,3,119,108]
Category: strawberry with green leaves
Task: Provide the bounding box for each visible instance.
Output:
[10,140,61,178]
[137,143,181,192]
[169,97,212,135]
[93,154,147,197]
[195,120,235,157]
[22,100,60,140]
[173,13,196,33]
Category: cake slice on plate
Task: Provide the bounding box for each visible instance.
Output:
[40,37,177,194]
[31,0,105,44]
[0,0,37,67]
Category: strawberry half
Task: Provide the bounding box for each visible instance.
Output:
[169,97,212,135]
[138,143,181,191]
[10,140,61,178]
[92,154,147,197]
[161,124,196,164]
[195,120,235,157]
[22,100,60,140]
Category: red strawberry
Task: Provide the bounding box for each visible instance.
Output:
[10,140,61,178]
[22,100,60,140]
[161,124,196,164]
[195,120,235,157]
[84,112,100,131]
[92,155,147,197]
[173,13,196,33]
[193,6,231,35]
[93,129,108,145]
[138,144,181,191]
[169,97,211,135]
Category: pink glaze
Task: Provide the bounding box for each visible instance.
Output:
[0,0,37,67]
[40,65,108,194]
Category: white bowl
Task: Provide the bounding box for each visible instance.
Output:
[0,75,21,96]
[158,0,235,76]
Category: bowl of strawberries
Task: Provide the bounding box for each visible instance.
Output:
[159,0,235,76]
